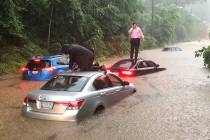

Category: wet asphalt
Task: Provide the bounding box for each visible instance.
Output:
[0,41,210,140]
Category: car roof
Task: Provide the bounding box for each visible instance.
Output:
[31,55,62,61]
[58,71,104,78]
[114,58,143,63]
[112,58,144,65]
[111,58,156,69]
[162,47,182,51]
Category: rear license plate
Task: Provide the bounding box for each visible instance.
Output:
[37,101,53,110]
[32,71,38,74]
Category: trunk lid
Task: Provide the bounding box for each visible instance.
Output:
[26,90,81,114]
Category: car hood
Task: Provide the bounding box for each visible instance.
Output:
[27,90,82,102]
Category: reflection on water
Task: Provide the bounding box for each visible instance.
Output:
[17,80,46,95]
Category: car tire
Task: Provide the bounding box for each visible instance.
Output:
[94,105,105,115]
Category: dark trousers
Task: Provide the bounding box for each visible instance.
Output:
[130,38,140,63]
[76,55,94,71]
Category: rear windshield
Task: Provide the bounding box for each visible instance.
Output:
[163,48,170,51]
[41,75,88,92]
[27,60,51,69]
[112,60,133,68]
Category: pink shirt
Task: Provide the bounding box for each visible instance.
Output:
[128,26,144,39]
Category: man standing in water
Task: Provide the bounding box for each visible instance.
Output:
[128,22,144,64]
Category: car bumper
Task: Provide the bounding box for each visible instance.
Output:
[22,106,78,121]
[23,77,51,81]
[22,73,52,81]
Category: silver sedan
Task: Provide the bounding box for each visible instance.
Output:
[22,71,136,121]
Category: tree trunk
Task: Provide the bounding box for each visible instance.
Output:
[151,0,154,37]
[47,2,54,50]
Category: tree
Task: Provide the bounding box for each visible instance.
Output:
[0,0,24,46]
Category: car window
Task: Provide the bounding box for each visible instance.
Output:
[107,74,123,87]
[146,61,156,67]
[41,75,88,92]
[112,60,133,68]
[56,56,69,65]
[27,60,51,69]
[93,75,111,90]
[163,48,169,51]
[137,61,148,68]
[176,47,182,51]
[163,47,182,51]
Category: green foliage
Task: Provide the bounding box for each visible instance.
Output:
[203,46,210,69]
[139,2,207,48]
[84,35,108,59]
[195,47,206,57]
[195,46,210,69]
[209,30,210,39]
[48,42,62,55]
[0,43,46,74]
[0,0,24,46]
[142,36,158,49]
[104,34,130,56]
[0,63,17,74]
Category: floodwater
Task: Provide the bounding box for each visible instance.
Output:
[0,41,210,140]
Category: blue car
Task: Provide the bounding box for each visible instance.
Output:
[21,55,69,80]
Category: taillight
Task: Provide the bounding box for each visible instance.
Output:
[54,101,69,105]
[68,100,84,108]
[20,67,29,72]
[106,68,111,73]
[23,97,36,105]
[121,70,133,75]
[42,67,54,72]
[34,59,40,63]
[54,99,84,110]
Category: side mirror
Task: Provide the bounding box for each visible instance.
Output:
[123,81,129,86]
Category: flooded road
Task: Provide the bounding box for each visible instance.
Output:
[0,41,210,140]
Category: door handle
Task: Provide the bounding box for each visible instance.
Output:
[100,92,106,95]
[102,91,115,95]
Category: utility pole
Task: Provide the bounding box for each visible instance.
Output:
[151,0,154,37]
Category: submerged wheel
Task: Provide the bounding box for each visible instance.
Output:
[94,105,105,115]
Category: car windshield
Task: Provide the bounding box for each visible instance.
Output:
[163,48,170,51]
[26,60,51,69]
[112,60,133,68]
[41,75,88,92]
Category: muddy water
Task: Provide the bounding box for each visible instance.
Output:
[0,41,210,140]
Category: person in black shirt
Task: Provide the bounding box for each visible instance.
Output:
[62,44,94,71]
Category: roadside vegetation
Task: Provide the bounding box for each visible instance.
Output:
[0,0,207,74]
[195,45,210,69]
